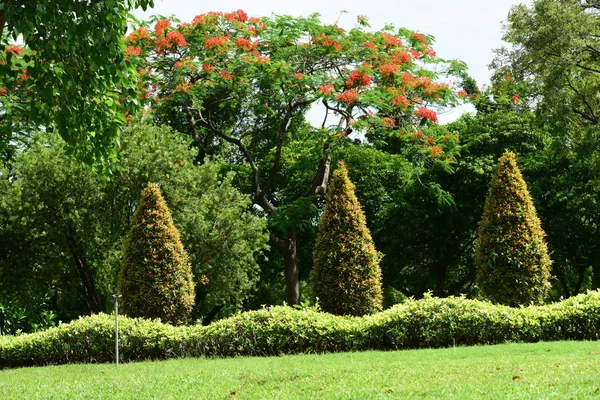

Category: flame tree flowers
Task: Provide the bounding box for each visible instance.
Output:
[126,11,467,304]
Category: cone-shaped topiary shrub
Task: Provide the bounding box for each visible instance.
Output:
[119,184,195,325]
[311,161,383,316]
[475,152,551,306]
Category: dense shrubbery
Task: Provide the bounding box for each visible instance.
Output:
[1,290,599,369]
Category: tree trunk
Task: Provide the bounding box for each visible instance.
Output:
[434,263,447,296]
[270,228,300,305]
[554,263,572,299]
[202,305,223,326]
[283,229,299,305]
[66,237,103,314]
[0,2,7,41]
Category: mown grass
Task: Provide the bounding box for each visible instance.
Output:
[1,340,599,399]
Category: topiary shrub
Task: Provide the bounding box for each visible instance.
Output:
[311,161,383,316]
[119,184,195,325]
[475,152,551,306]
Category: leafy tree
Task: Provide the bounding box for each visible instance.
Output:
[0,123,267,324]
[0,0,153,165]
[492,0,600,128]
[119,184,195,325]
[107,121,268,322]
[311,161,382,316]
[475,152,551,306]
[129,11,465,303]
[491,1,600,294]
[0,133,108,317]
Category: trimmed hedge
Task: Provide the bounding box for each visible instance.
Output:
[1,290,600,369]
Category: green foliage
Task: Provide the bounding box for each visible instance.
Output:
[476,152,552,306]
[0,0,153,167]
[2,290,600,368]
[111,122,268,319]
[119,184,195,325]
[128,11,466,304]
[0,124,267,325]
[311,162,383,316]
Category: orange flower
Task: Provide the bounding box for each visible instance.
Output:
[6,45,24,56]
[319,84,335,94]
[337,89,359,105]
[205,36,230,49]
[166,30,187,47]
[381,32,402,47]
[235,37,253,51]
[411,32,427,45]
[155,19,171,36]
[415,106,438,123]
[391,95,410,108]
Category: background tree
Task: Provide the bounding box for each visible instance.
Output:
[475,152,551,306]
[105,121,268,322]
[0,0,153,166]
[0,122,267,326]
[129,11,465,304]
[491,0,600,293]
[119,184,195,325]
[311,161,382,316]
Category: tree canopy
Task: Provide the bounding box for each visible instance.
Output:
[0,0,153,166]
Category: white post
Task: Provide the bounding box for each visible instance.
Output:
[114,294,122,366]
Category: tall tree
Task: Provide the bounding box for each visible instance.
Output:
[0,0,153,165]
[129,11,465,303]
[492,0,600,132]
[119,184,195,325]
[475,152,551,306]
[311,161,382,316]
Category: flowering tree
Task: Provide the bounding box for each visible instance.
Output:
[128,11,466,304]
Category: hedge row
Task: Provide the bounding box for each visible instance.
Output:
[1,290,599,369]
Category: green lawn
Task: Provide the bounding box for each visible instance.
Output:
[1,341,599,399]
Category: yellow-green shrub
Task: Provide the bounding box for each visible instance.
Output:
[311,161,383,316]
[119,184,195,325]
[475,152,551,306]
[2,291,600,369]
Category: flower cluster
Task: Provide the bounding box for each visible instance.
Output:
[457,89,468,98]
[125,46,142,59]
[125,27,149,43]
[346,70,371,87]
[363,41,376,50]
[205,36,230,50]
[430,146,443,159]
[5,45,24,56]
[379,63,398,77]
[235,37,253,51]
[224,9,249,22]
[166,31,187,47]
[411,32,427,45]
[337,89,359,105]
[391,50,411,64]
[415,106,438,123]
[391,95,410,108]
[319,84,335,94]
[155,19,171,36]
[381,32,402,47]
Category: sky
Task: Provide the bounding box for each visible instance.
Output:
[134,0,532,122]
